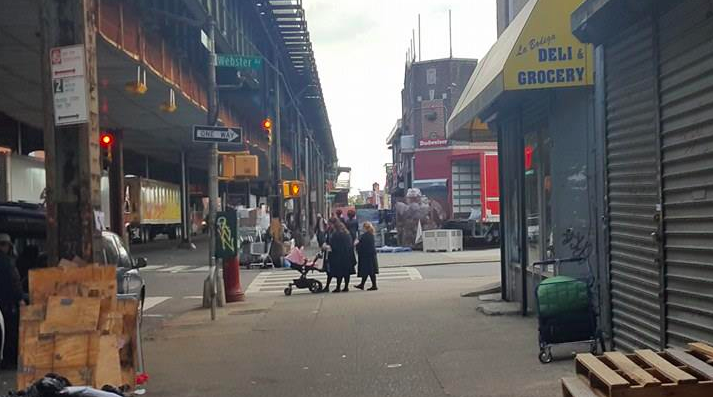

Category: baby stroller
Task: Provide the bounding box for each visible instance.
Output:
[283,252,325,296]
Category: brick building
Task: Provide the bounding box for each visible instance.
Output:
[387,57,497,223]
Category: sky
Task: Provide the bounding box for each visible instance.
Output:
[303,0,497,192]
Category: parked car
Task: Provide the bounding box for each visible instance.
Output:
[0,202,147,298]
[0,202,148,363]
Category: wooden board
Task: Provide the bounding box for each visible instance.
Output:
[666,349,713,380]
[53,333,94,367]
[40,296,101,334]
[94,335,123,388]
[29,265,117,306]
[603,351,660,386]
[689,342,713,361]
[576,353,630,389]
[18,330,54,370]
[20,304,46,322]
[562,377,600,397]
[634,349,697,384]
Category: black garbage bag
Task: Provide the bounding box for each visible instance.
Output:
[5,374,124,397]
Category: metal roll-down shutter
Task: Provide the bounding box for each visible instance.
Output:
[658,0,713,347]
[605,16,662,351]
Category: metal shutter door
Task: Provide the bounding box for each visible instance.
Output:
[659,0,713,347]
[605,16,662,351]
[451,159,481,219]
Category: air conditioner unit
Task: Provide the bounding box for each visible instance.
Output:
[400,135,415,153]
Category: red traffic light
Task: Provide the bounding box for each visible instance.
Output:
[100,132,114,147]
[262,118,272,130]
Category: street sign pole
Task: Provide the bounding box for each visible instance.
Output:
[206,20,218,321]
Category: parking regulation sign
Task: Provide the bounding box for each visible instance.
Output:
[50,45,89,126]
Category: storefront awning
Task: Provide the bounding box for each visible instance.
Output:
[447,0,594,138]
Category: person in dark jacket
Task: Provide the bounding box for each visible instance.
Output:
[327,219,356,292]
[315,213,327,247]
[319,218,337,292]
[0,233,23,369]
[345,209,359,241]
[354,222,379,291]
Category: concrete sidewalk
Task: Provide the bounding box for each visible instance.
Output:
[142,275,575,397]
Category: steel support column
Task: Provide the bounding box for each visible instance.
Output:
[109,130,124,238]
[178,149,195,249]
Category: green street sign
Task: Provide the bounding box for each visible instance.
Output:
[216,54,263,70]
[215,211,238,259]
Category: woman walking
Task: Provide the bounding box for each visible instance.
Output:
[355,222,379,291]
[319,218,336,292]
[327,218,356,292]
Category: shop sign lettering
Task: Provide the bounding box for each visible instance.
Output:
[503,0,593,90]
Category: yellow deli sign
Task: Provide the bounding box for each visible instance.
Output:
[504,0,593,90]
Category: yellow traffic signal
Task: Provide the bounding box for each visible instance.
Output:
[220,153,259,179]
[262,118,273,145]
[282,180,304,199]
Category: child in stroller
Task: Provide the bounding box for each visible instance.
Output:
[283,240,324,296]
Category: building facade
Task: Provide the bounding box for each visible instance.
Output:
[388,57,498,232]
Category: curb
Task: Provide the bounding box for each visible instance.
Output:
[380,259,500,268]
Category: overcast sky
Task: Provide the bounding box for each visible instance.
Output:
[303,0,497,192]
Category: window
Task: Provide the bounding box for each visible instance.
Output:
[111,234,133,268]
[426,68,437,85]
[101,237,119,266]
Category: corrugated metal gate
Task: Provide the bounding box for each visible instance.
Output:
[451,159,481,219]
[658,0,713,347]
[604,16,663,351]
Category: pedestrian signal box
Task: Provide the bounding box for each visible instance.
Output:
[220,153,258,179]
[282,180,304,199]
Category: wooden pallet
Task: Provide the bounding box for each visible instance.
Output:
[562,342,713,397]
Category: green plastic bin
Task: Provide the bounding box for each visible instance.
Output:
[536,276,589,317]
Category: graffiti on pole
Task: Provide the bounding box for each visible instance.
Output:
[215,211,237,259]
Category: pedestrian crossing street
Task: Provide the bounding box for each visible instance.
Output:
[246,267,423,294]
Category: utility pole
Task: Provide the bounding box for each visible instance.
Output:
[273,55,283,220]
[205,20,219,320]
[40,0,101,264]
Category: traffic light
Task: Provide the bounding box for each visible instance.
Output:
[282,180,304,199]
[100,132,114,148]
[262,118,273,145]
[220,153,259,179]
[100,132,114,165]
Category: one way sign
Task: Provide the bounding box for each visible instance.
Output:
[192,125,243,144]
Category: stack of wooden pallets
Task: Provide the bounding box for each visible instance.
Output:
[17,264,140,390]
[562,342,713,397]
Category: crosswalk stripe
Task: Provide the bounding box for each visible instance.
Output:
[143,296,171,311]
[245,267,422,293]
[142,265,165,271]
[157,265,191,273]
[185,266,210,272]
[258,274,411,285]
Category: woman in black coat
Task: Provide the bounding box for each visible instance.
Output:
[327,218,356,292]
[355,222,379,291]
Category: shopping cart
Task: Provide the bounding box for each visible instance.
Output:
[532,257,603,364]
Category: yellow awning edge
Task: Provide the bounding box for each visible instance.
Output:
[447,0,594,138]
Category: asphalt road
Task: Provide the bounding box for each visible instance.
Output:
[140,260,576,397]
[131,237,501,333]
